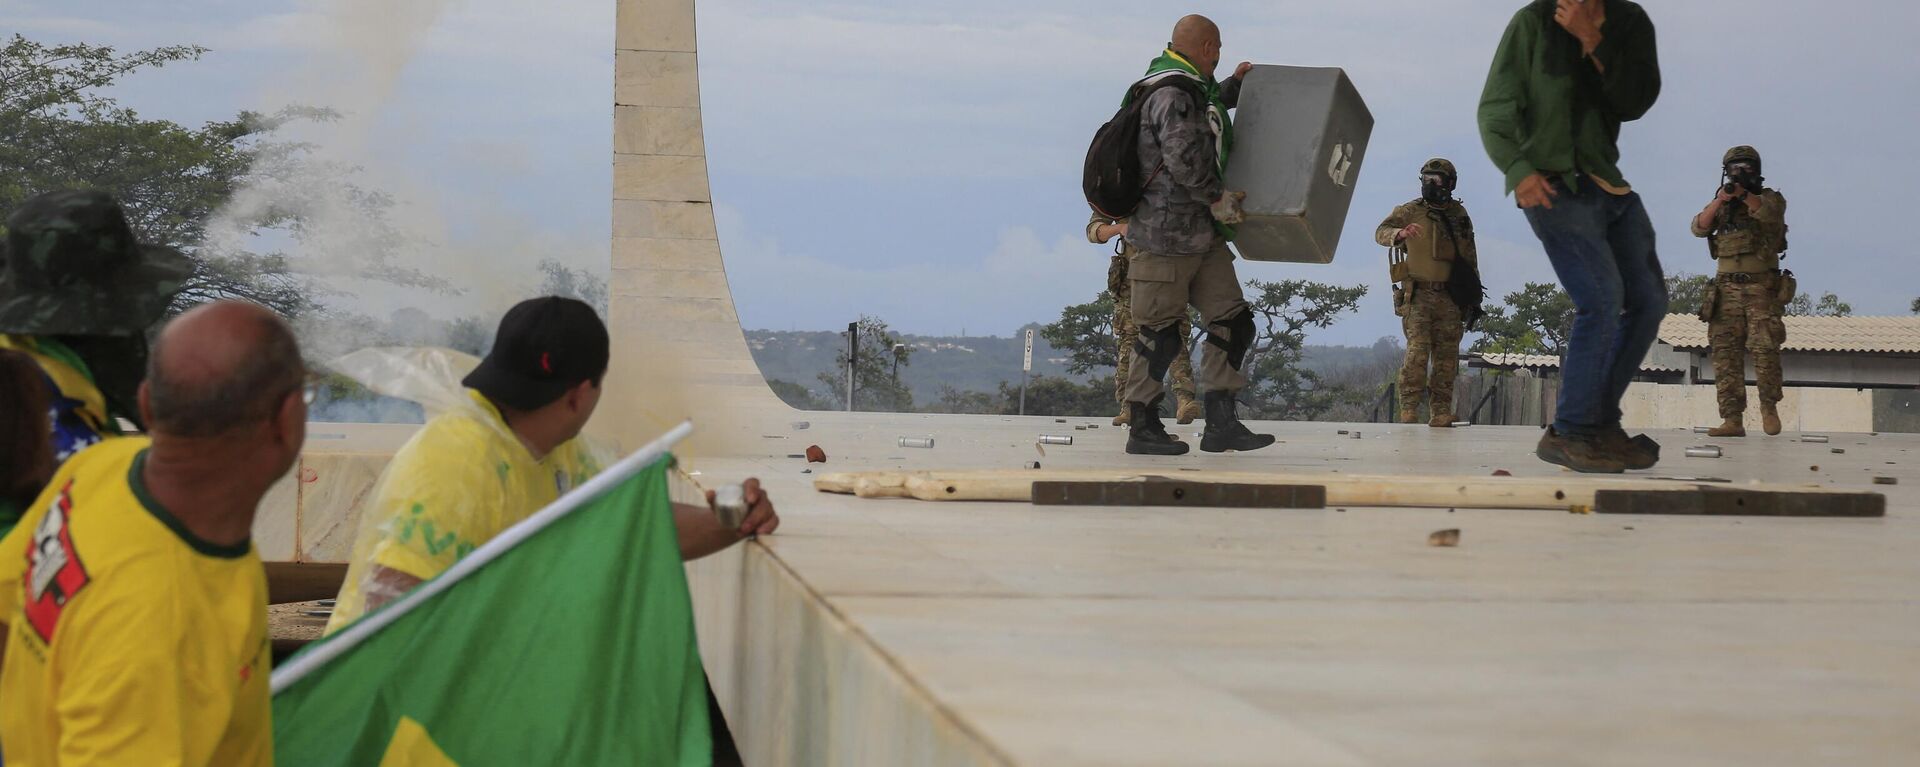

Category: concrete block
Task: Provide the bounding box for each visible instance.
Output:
[614,105,705,156]
[613,153,711,203]
[612,199,718,240]
[616,51,702,108]
[615,0,696,52]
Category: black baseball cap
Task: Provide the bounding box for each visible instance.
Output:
[462,296,610,411]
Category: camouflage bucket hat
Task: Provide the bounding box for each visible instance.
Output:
[0,190,194,337]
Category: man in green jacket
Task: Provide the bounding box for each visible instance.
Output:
[1478,0,1664,473]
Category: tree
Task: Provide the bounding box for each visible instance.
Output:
[766,379,828,411]
[1040,292,1117,375]
[536,258,608,316]
[1912,297,1920,315]
[1666,273,1714,316]
[817,315,914,412]
[996,376,1112,418]
[927,385,1002,415]
[1469,282,1575,355]
[1239,279,1370,420]
[0,34,447,321]
[1785,291,1851,317]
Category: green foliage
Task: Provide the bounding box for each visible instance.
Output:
[1785,291,1851,317]
[1666,273,1714,316]
[1469,282,1575,355]
[817,315,914,411]
[0,34,448,321]
[1911,297,1920,315]
[927,385,1002,415]
[996,375,1112,417]
[536,258,608,316]
[766,379,829,411]
[1039,291,1116,375]
[1238,279,1370,420]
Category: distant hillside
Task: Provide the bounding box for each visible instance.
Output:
[746,328,1406,405]
[748,326,1073,404]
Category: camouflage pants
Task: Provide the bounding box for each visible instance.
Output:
[1399,284,1464,416]
[1110,255,1196,405]
[1709,281,1785,419]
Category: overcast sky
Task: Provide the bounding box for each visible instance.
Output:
[8,0,1918,344]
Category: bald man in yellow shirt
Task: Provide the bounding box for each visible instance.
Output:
[0,302,307,766]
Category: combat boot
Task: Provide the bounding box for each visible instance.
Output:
[1428,413,1456,428]
[1125,397,1189,456]
[1175,396,1202,425]
[1200,391,1276,453]
[1535,426,1626,474]
[1761,403,1781,436]
[1397,407,1420,424]
[1112,408,1130,427]
[1707,418,1746,438]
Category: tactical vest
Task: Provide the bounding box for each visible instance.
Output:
[1710,190,1785,274]
[1401,202,1475,282]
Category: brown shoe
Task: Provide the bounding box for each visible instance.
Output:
[1706,418,1745,438]
[1175,397,1202,425]
[1536,426,1627,474]
[1112,408,1129,427]
[1599,427,1660,470]
[1761,404,1781,436]
[1398,408,1420,424]
[1428,414,1456,428]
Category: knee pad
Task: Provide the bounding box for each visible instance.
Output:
[1134,322,1183,382]
[1204,308,1257,370]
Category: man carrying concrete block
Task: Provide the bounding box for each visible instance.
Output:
[1110,14,1274,456]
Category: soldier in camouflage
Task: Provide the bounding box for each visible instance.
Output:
[0,190,194,466]
[1087,212,1199,427]
[1118,15,1273,456]
[1691,146,1789,437]
[1375,159,1479,428]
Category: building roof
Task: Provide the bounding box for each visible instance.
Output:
[1657,314,1920,354]
[1470,352,1682,373]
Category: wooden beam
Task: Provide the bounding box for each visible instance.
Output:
[1032,480,1326,509]
[816,469,1884,517]
[1594,488,1886,517]
[265,562,348,605]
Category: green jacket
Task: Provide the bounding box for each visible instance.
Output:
[1477,1,1661,194]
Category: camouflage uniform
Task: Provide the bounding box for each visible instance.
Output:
[1692,147,1789,424]
[0,190,194,462]
[1089,214,1196,414]
[1375,191,1477,423]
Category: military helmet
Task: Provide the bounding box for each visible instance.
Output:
[0,190,194,337]
[1722,145,1762,171]
[1420,157,1458,181]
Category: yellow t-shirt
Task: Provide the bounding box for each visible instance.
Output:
[0,437,271,766]
[326,390,602,633]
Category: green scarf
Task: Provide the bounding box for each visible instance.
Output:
[1136,49,1234,176]
[1133,49,1236,239]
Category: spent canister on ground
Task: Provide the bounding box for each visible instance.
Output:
[1222,65,1374,264]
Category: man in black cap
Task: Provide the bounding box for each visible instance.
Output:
[0,190,194,482]
[327,296,780,629]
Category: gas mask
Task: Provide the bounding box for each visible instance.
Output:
[1723,160,1763,195]
[1420,173,1453,205]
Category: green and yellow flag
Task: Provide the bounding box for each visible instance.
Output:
[270,424,709,766]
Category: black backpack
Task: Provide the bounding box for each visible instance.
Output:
[1083,75,1203,219]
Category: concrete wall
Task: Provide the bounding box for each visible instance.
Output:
[1619,382,1875,433]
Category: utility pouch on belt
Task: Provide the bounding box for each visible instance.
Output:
[1774,269,1797,309]
[1697,283,1720,323]
[1387,244,1409,283]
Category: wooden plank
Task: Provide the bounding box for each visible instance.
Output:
[816,469,1885,515]
[1032,480,1326,509]
[1593,488,1886,518]
[266,561,348,605]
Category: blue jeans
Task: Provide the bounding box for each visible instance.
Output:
[1523,180,1667,436]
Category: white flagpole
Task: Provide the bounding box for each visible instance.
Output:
[271,421,695,695]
